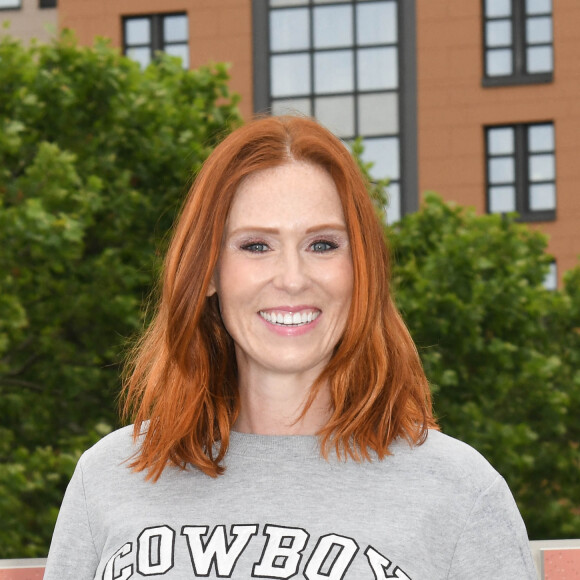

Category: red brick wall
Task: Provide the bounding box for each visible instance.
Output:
[57,0,580,278]
[58,0,254,119]
[416,0,580,281]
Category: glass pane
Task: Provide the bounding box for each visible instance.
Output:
[314,50,354,94]
[271,54,311,97]
[270,9,310,52]
[527,46,553,73]
[314,0,350,3]
[125,18,151,45]
[0,0,20,7]
[530,183,556,210]
[528,124,554,152]
[356,2,397,45]
[529,154,555,181]
[164,15,188,42]
[313,5,352,49]
[485,0,511,18]
[270,0,308,6]
[127,47,151,69]
[526,0,551,15]
[164,44,189,68]
[361,137,399,180]
[357,47,398,91]
[385,182,400,224]
[358,92,398,136]
[488,127,514,155]
[486,20,512,47]
[543,261,557,290]
[271,98,312,116]
[315,96,355,137]
[489,157,515,183]
[486,48,513,76]
[526,16,552,44]
[489,186,516,213]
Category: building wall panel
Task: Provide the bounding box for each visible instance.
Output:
[417,0,580,281]
[0,0,57,44]
[58,0,254,119]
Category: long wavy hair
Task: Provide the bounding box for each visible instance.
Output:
[123,115,437,480]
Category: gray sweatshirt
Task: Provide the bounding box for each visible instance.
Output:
[44,426,537,579]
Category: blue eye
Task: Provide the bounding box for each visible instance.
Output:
[241,242,269,253]
[311,240,338,252]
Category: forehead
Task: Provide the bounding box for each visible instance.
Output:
[226,161,345,230]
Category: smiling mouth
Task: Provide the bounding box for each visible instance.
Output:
[259,310,321,326]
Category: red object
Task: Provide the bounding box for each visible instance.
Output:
[543,548,580,580]
[0,569,45,580]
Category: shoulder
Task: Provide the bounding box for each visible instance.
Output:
[77,424,141,475]
[389,429,501,494]
[414,429,496,470]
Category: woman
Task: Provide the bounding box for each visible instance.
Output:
[45,116,536,579]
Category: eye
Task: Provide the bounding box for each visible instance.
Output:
[241,242,269,253]
[311,240,338,253]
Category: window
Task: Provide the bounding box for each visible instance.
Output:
[0,0,21,10]
[485,122,556,221]
[253,0,419,224]
[543,260,557,290]
[123,13,189,69]
[39,0,57,8]
[482,0,553,85]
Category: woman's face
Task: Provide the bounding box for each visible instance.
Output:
[209,161,354,382]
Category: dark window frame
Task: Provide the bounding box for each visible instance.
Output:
[252,0,418,219]
[485,122,556,222]
[481,0,553,87]
[39,0,57,8]
[122,12,189,68]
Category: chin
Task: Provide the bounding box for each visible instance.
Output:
[265,356,329,377]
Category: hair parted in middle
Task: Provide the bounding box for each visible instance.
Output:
[123,115,437,480]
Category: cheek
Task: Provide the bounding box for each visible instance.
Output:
[328,259,354,303]
[214,255,262,311]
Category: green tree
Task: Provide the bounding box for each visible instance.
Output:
[0,32,241,557]
[387,193,580,540]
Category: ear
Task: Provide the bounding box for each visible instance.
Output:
[206,275,217,297]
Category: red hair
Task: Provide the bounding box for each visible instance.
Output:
[123,116,437,480]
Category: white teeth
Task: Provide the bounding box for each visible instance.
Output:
[259,310,320,327]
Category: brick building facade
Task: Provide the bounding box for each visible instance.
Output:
[1,0,578,283]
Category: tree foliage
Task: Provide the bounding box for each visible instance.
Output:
[0,32,241,557]
[387,193,580,540]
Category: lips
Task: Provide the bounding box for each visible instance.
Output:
[259,309,321,326]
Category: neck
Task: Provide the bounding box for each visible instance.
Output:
[234,369,332,436]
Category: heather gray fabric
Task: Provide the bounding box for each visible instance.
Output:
[44,426,536,579]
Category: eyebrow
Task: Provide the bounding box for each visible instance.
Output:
[306,223,348,234]
[228,224,348,236]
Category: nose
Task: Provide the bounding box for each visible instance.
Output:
[272,247,311,294]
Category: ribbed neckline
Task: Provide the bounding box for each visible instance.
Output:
[227,430,322,459]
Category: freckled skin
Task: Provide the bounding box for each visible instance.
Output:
[208,161,354,430]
